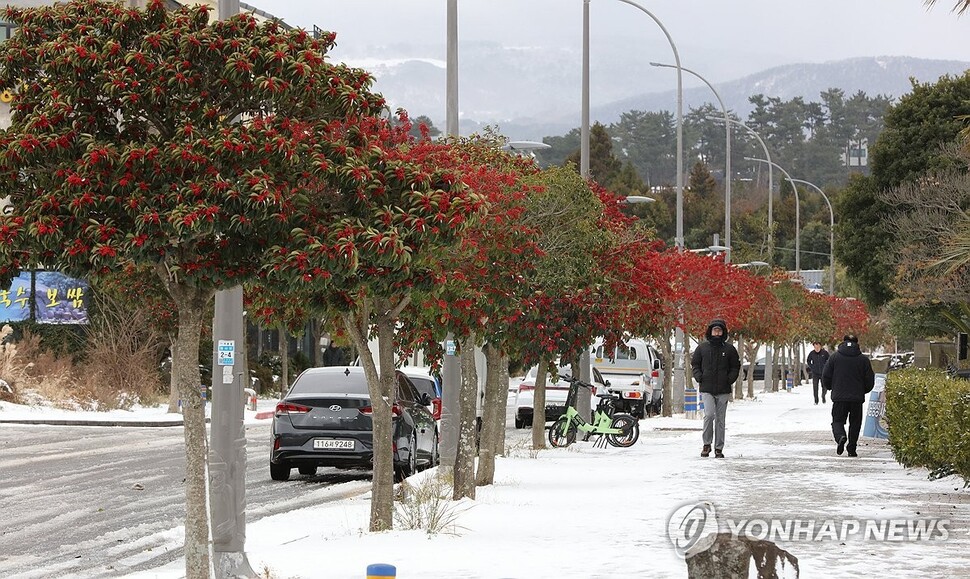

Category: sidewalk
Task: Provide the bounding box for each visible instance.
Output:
[132,382,970,578]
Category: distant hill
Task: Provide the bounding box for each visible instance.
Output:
[588,56,970,124]
[345,45,969,140]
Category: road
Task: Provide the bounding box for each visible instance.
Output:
[0,423,372,578]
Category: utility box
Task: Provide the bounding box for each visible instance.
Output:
[913,340,957,369]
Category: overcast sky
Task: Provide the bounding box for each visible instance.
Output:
[244,0,969,82]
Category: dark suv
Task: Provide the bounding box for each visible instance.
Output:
[269,367,438,481]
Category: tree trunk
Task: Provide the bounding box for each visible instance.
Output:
[168,283,214,579]
[531,354,550,449]
[167,336,179,414]
[454,333,478,500]
[733,334,745,400]
[685,338,694,394]
[660,329,674,417]
[476,342,505,487]
[341,306,396,531]
[279,325,290,396]
[770,346,780,392]
[497,350,509,456]
[745,341,759,399]
[310,318,322,367]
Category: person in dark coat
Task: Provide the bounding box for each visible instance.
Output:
[821,334,875,457]
[692,319,741,458]
[806,341,831,404]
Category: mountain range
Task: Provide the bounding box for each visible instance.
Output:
[340,45,970,141]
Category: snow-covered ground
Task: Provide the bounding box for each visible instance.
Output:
[3,381,969,578]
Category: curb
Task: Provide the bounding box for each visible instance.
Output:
[254,410,274,420]
[0,418,189,427]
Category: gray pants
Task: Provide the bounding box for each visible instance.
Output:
[702,393,730,450]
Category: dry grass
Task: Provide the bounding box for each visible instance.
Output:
[394,474,469,535]
[0,292,167,410]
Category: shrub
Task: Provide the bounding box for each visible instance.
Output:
[926,374,970,482]
[885,368,934,468]
[886,367,970,485]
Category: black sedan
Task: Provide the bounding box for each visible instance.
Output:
[742,357,793,381]
[270,367,438,481]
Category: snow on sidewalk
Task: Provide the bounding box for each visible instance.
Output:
[134,383,970,579]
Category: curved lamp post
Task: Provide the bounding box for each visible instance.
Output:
[586,0,686,413]
[707,116,775,263]
[611,1,684,252]
[745,157,801,277]
[790,178,835,295]
[652,62,730,263]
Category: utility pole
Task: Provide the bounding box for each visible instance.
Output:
[210,1,254,577]
[439,0,461,469]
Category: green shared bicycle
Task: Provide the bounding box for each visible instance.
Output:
[548,374,640,448]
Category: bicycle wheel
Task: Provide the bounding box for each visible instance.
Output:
[606,413,640,447]
[548,416,577,447]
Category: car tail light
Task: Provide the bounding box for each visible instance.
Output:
[651,370,660,378]
[624,391,643,399]
[273,435,281,450]
[518,384,535,392]
[432,398,442,421]
[275,402,310,416]
[591,386,597,395]
[359,405,403,417]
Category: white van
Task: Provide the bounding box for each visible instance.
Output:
[591,337,664,418]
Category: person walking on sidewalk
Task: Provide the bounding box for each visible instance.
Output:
[807,341,830,404]
[692,319,741,458]
[821,334,875,457]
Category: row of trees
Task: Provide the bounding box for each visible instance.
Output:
[541,89,891,192]
[0,2,873,577]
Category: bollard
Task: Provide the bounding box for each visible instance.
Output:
[685,388,698,419]
[244,387,257,411]
[366,563,396,578]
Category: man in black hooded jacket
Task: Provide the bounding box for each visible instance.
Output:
[692,319,741,458]
[821,334,875,457]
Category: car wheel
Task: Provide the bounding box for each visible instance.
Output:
[431,430,440,467]
[270,460,290,481]
[395,434,418,481]
[406,434,417,476]
[298,466,316,476]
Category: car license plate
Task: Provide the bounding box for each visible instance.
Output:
[313,439,354,450]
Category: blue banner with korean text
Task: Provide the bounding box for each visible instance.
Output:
[0,271,90,324]
[34,271,89,325]
[0,272,32,323]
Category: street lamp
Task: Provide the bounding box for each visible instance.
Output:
[745,157,801,277]
[707,116,774,263]
[623,195,656,204]
[735,260,770,268]
[790,178,835,295]
[651,62,730,263]
[584,0,687,413]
